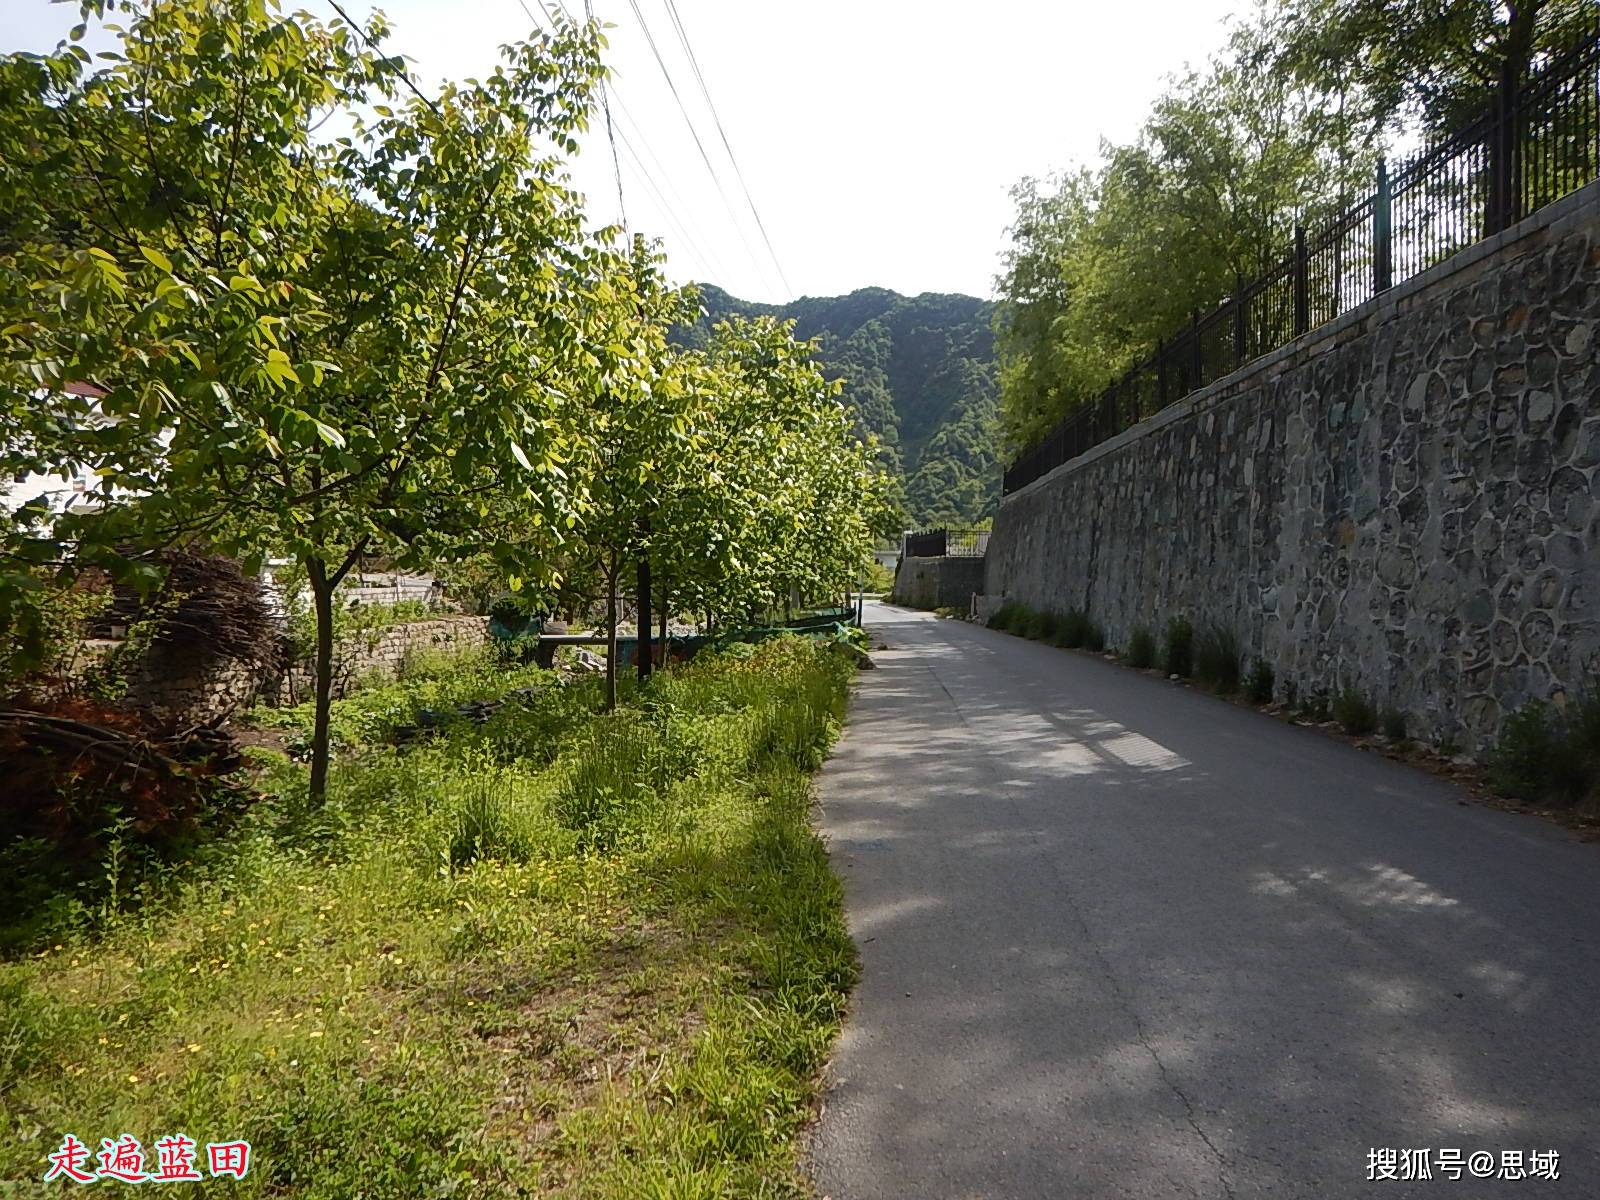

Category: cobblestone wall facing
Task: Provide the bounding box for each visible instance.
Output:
[985,182,1600,752]
[274,616,487,705]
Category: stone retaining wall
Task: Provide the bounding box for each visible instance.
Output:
[892,555,987,610]
[985,181,1600,752]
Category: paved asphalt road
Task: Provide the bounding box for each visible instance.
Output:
[806,603,1600,1200]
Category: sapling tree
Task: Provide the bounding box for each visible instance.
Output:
[0,0,619,799]
[650,315,892,629]
[562,243,701,710]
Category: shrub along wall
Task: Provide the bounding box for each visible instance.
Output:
[985,181,1600,752]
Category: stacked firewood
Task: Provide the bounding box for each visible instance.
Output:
[0,697,250,858]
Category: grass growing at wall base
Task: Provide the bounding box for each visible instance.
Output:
[0,638,856,1198]
[1489,694,1600,809]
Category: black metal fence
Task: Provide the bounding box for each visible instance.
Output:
[903,527,991,557]
[1003,33,1600,495]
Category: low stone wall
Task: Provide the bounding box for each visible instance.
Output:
[123,658,265,722]
[985,180,1600,753]
[275,616,488,704]
[892,555,986,610]
[125,615,489,718]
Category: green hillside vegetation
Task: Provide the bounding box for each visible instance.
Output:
[681,286,999,527]
[994,0,1593,453]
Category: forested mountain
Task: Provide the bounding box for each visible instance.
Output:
[680,285,999,526]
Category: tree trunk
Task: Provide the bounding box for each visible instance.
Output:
[306,556,337,804]
[604,563,619,712]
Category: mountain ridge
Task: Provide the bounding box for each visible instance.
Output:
[681,284,1000,526]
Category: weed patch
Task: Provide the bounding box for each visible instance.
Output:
[1333,688,1377,736]
[1246,659,1275,704]
[987,602,1024,632]
[0,638,856,1196]
[1489,695,1600,807]
[1125,628,1156,669]
[1381,706,1408,741]
[1162,617,1193,678]
[1024,608,1057,641]
[1194,625,1241,694]
[1054,609,1090,649]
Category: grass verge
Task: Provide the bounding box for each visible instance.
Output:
[2,637,856,1197]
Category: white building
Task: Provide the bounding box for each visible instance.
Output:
[2,382,114,519]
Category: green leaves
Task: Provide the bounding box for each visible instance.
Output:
[262,348,299,389]
[994,5,1377,451]
[0,0,884,738]
[138,245,174,273]
[311,419,345,449]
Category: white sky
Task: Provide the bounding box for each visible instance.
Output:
[2,0,1245,304]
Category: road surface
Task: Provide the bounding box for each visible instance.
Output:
[807,603,1600,1199]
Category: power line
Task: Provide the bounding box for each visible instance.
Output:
[611,103,736,280]
[658,0,792,297]
[511,0,730,280]
[621,0,780,296]
[349,0,748,292]
[612,122,732,281]
[514,0,628,229]
[583,0,628,230]
[325,0,444,118]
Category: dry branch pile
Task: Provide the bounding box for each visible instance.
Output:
[99,549,288,679]
[0,696,252,867]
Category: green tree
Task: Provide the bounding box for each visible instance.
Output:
[562,244,701,711]
[650,315,892,634]
[994,7,1374,450]
[682,285,991,526]
[0,0,615,799]
[1278,0,1596,137]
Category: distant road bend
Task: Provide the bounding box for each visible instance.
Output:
[808,602,1600,1200]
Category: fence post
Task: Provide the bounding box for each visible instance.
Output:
[1487,59,1522,234]
[636,518,652,681]
[1155,337,1165,407]
[1373,158,1393,293]
[1190,310,1202,389]
[1293,224,1309,336]
[1232,282,1246,368]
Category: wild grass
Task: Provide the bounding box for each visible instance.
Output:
[1246,659,1275,704]
[1024,608,1058,641]
[1489,693,1600,808]
[1332,688,1377,736]
[0,637,856,1197]
[986,602,1105,653]
[248,645,558,751]
[1381,706,1408,741]
[1125,627,1156,669]
[1193,624,1241,695]
[1052,609,1089,649]
[987,602,1025,631]
[1162,617,1193,678]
